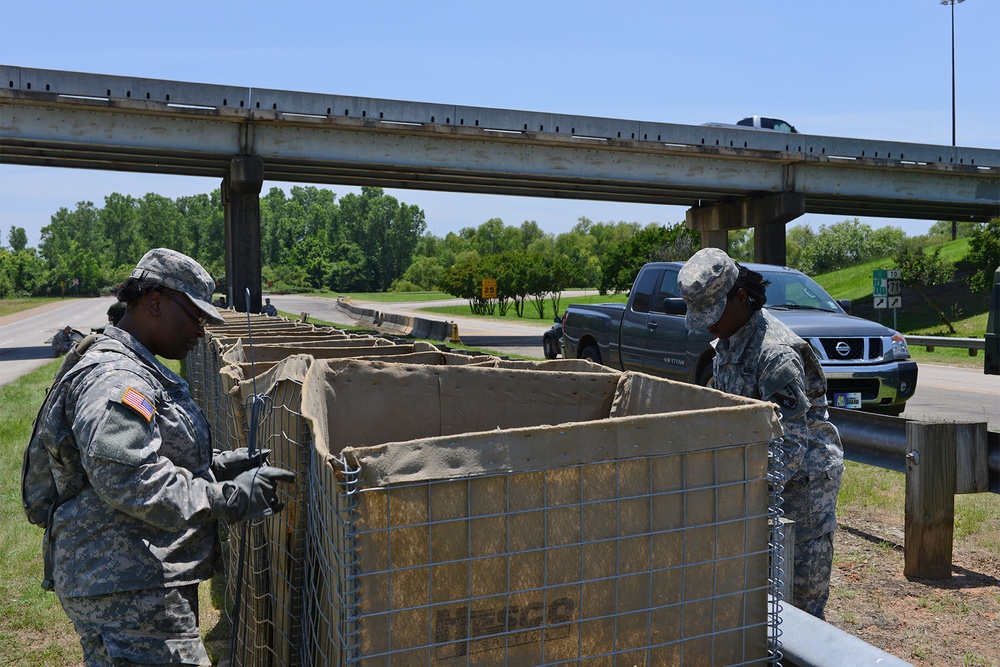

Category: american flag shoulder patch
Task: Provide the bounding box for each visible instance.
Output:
[121,387,155,422]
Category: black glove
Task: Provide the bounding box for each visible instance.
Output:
[222,466,296,522]
[211,447,271,482]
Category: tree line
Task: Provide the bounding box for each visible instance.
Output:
[1,184,997,322]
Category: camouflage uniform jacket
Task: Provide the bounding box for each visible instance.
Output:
[713,309,844,484]
[40,326,227,598]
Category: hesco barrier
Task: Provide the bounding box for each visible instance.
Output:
[188,311,785,666]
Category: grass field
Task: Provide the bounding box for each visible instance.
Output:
[0,297,66,319]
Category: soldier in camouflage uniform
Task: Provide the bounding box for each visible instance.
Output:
[678,247,844,619]
[30,248,295,666]
[51,325,74,356]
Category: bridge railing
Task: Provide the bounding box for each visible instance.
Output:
[829,407,997,580]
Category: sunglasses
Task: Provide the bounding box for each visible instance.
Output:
[162,290,207,327]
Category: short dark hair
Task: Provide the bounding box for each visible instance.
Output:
[728,263,769,312]
[116,276,163,309]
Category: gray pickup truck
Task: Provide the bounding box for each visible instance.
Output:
[561,261,918,415]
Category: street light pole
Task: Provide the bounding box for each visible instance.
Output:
[941,0,964,239]
[941,0,964,147]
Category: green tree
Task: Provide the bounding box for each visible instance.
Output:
[337,187,426,291]
[965,218,1000,292]
[600,223,698,294]
[785,224,815,270]
[727,229,754,263]
[100,193,140,270]
[927,220,979,241]
[137,193,188,253]
[893,237,956,333]
[554,230,599,288]
[176,192,224,271]
[7,226,28,252]
[799,219,905,274]
[0,247,46,297]
[400,256,445,291]
[439,255,482,306]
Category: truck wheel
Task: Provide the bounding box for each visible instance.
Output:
[580,344,602,364]
[543,336,559,359]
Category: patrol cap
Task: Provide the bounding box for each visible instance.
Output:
[130,248,225,325]
[677,247,739,331]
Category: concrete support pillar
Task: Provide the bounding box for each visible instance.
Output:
[222,156,263,313]
[686,193,805,264]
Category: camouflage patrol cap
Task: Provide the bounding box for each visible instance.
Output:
[677,247,739,331]
[130,248,224,325]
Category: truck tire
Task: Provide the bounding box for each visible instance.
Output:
[543,335,559,359]
[580,344,602,365]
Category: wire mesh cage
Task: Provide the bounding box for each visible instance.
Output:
[308,443,773,666]
[189,319,787,666]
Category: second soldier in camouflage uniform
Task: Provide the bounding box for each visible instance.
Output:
[29,248,295,666]
[678,247,844,619]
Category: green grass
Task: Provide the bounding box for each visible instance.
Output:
[0,297,66,318]
[837,461,1000,555]
[0,359,82,665]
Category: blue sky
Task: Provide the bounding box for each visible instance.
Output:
[2,0,998,247]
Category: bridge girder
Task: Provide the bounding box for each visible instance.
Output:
[1,66,998,224]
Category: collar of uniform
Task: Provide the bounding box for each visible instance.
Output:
[715,309,765,365]
[101,325,186,390]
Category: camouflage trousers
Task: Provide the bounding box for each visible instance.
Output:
[781,463,844,620]
[58,584,211,666]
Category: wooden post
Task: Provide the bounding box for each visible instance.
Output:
[954,422,989,494]
[904,422,956,579]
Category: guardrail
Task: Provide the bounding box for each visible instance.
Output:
[906,334,985,356]
[829,407,997,580]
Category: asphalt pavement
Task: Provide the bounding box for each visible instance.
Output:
[2,297,997,431]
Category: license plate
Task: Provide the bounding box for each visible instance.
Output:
[833,392,862,409]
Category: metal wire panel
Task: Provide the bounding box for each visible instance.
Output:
[226,377,310,667]
[312,444,773,666]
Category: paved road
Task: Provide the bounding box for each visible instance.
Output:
[271,294,555,359]
[0,298,113,386]
[2,297,997,431]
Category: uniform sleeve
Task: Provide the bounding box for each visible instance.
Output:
[757,346,810,422]
[69,368,227,531]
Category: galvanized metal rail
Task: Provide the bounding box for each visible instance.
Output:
[906,334,985,355]
[831,407,998,492]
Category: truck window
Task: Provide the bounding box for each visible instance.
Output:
[630,267,662,314]
[651,269,680,312]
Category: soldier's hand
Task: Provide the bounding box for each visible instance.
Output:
[211,447,271,482]
[222,466,296,522]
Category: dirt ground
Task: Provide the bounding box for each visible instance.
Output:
[826,511,1000,667]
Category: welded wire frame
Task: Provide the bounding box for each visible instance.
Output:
[225,377,311,667]
[316,443,774,666]
[766,445,786,667]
